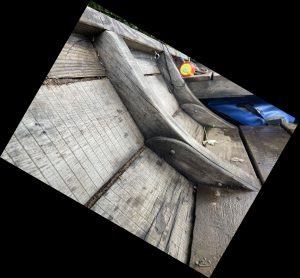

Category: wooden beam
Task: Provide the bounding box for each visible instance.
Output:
[181,103,236,129]
[157,47,235,128]
[146,137,261,191]
[186,75,253,99]
[74,6,189,59]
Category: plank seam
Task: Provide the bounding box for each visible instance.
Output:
[85,146,146,208]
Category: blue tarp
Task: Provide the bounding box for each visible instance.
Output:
[204,95,296,126]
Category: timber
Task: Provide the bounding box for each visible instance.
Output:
[146,137,260,191]
[0,6,293,277]
[240,125,291,182]
[95,30,261,190]
[156,47,235,128]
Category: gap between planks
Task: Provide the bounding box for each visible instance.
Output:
[43,76,106,86]
[85,145,146,208]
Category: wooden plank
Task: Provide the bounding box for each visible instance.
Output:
[130,48,161,75]
[91,147,195,264]
[186,76,253,99]
[156,46,235,128]
[146,137,261,191]
[173,110,204,144]
[240,125,290,182]
[205,127,257,177]
[96,31,261,191]
[48,33,106,79]
[281,121,297,135]
[75,6,189,59]
[190,185,258,277]
[5,79,144,204]
[145,74,179,116]
[181,103,236,129]
[1,150,15,165]
[182,72,212,81]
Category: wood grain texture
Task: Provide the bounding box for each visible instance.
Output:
[146,137,261,191]
[173,110,204,144]
[75,6,189,59]
[0,150,15,165]
[190,185,258,277]
[48,33,106,79]
[130,48,161,75]
[181,103,236,129]
[240,125,290,182]
[96,31,261,190]
[157,47,235,128]
[91,147,195,264]
[3,79,144,204]
[205,127,257,176]
[145,74,179,116]
[186,76,253,99]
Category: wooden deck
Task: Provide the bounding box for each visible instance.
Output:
[0,6,295,277]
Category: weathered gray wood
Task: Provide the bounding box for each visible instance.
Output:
[157,46,235,128]
[48,33,106,79]
[92,147,195,264]
[205,127,257,176]
[190,185,259,277]
[75,6,189,59]
[181,103,236,128]
[281,121,297,135]
[146,137,261,191]
[130,48,161,75]
[1,150,15,165]
[182,73,212,81]
[156,46,200,105]
[145,74,179,116]
[186,75,253,99]
[240,125,290,182]
[95,31,261,190]
[173,110,204,143]
[4,79,144,204]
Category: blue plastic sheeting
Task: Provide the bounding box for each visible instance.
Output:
[205,96,296,126]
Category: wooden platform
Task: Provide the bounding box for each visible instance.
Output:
[0,6,294,278]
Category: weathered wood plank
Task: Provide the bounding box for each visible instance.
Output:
[147,137,261,191]
[181,103,236,129]
[157,47,235,128]
[240,125,290,182]
[96,31,261,191]
[190,185,258,277]
[48,33,105,79]
[186,75,253,99]
[145,74,179,116]
[205,127,257,176]
[75,6,189,59]
[92,148,195,264]
[130,48,161,75]
[1,150,15,165]
[182,72,212,81]
[4,79,144,204]
[173,110,204,144]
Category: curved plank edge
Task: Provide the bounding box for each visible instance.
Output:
[181,103,236,129]
[146,137,261,191]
